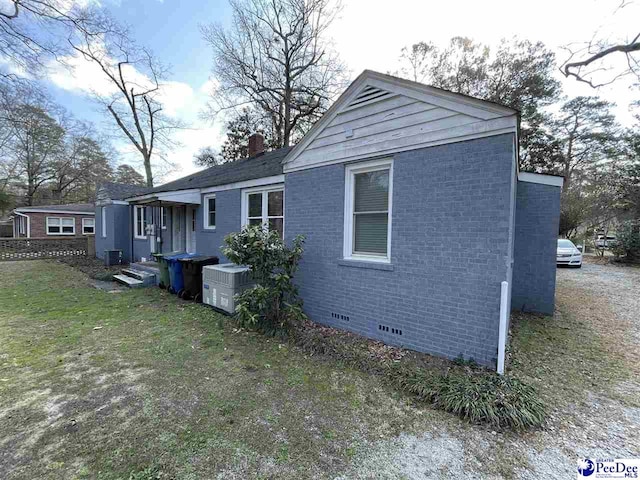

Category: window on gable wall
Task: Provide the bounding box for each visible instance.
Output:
[203,194,216,229]
[344,159,393,262]
[242,186,284,238]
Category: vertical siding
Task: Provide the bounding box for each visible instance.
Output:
[511,181,561,315]
[285,134,516,366]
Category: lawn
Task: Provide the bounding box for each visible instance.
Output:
[0,261,438,479]
[1,260,638,479]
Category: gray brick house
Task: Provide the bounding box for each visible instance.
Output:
[98,70,563,368]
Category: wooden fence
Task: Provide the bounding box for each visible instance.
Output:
[0,237,92,261]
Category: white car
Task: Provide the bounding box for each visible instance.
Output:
[557,239,582,268]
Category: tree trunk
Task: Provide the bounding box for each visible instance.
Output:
[143,153,154,188]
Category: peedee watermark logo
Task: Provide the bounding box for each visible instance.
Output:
[578,459,640,479]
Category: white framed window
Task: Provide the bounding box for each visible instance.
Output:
[241,185,284,238]
[343,158,393,263]
[161,207,167,229]
[82,218,95,235]
[18,216,27,235]
[203,194,216,230]
[101,206,107,238]
[47,216,75,236]
[134,206,147,239]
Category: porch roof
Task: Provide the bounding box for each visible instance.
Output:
[128,189,201,206]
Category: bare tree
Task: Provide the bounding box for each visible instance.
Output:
[561,2,640,87]
[0,1,108,81]
[201,0,348,148]
[69,21,183,187]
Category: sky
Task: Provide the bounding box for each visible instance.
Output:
[22,0,640,182]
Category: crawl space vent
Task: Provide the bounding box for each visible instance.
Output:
[378,324,402,336]
[347,86,394,109]
[331,312,350,322]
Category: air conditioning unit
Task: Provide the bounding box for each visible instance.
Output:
[202,263,254,314]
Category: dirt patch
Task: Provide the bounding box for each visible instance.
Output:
[57,256,125,281]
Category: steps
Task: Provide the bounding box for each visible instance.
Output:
[113,268,156,288]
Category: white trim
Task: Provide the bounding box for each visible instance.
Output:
[201,175,285,194]
[15,209,94,215]
[46,216,76,236]
[82,217,95,235]
[111,200,129,205]
[203,193,216,230]
[101,206,107,238]
[343,158,393,264]
[134,206,147,239]
[161,207,167,230]
[518,172,564,188]
[240,184,285,236]
[126,188,201,203]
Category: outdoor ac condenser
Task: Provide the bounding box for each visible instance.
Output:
[202,264,254,314]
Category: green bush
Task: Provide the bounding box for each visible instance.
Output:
[222,225,306,333]
[611,220,640,263]
[393,368,545,429]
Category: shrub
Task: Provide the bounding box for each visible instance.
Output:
[611,220,640,263]
[222,225,306,333]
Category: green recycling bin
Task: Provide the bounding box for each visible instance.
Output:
[152,251,181,289]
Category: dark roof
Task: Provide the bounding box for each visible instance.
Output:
[98,182,149,201]
[135,147,293,197]
[15,203,95,214]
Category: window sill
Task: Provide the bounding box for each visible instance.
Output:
[134,236,147,241]
[338,259,394,271]
[203,227,217,232]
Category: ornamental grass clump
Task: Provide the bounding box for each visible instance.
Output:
[222,225,306,334]
[394,367,545,430]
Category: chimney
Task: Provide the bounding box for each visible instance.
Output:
[248,133,265,157]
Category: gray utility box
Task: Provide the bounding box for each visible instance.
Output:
[202,263,254,314]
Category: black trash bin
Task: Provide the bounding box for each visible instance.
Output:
[178,255,219,301]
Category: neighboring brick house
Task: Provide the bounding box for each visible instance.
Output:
[100,70,563,368]
[12,203,95,238]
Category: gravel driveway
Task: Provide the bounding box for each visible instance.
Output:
[339,262,640,479]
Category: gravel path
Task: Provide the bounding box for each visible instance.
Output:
[339,262,640,479]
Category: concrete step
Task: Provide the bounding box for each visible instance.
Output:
[113,274,145,288]
[121,269,156,284]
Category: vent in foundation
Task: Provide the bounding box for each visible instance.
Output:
[331,312,350,322]
[378,324,402,336]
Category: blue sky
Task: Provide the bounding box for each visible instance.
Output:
[34,0,640,182]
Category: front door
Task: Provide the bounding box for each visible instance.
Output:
[186,206,197,254]
[172,207,184,252]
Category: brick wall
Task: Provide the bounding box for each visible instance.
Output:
[285,134,516,367]
[24,212,95,239]
[511,181,561,315]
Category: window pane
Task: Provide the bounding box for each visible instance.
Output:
[209,211,216,227]
[248,193,262,217]
[268,218,284,238]
[354,170,389,212]
[354,213,388,254]
[49,218,61,226]
[84,226,94,233]
[62,226,74,233]
[268,190,283,216]
[208,197,216,213]
[85,219,95,227]
[62,218,74,226]
[49,226,61,233]
[249,218,262,227]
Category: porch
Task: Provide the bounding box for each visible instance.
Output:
[129,189,201,261]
